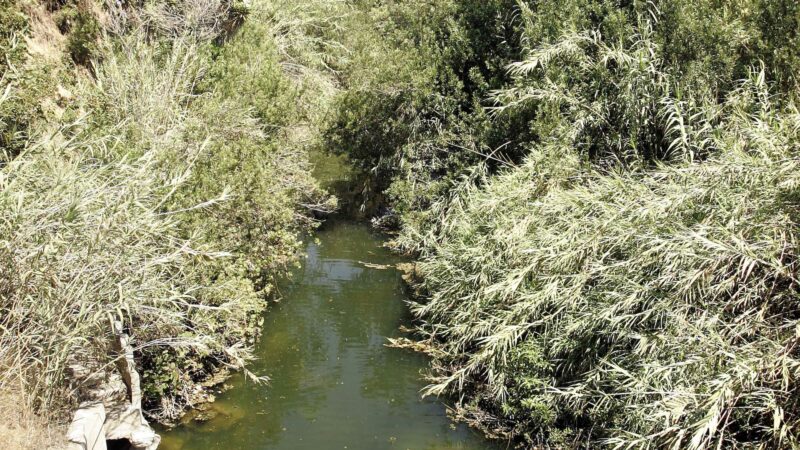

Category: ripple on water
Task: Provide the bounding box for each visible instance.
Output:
[158,221,499,450]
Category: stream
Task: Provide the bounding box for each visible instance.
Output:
[158,219,499,449]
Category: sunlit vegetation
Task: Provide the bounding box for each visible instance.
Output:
[3,0,800,447]
[327,0,800,447]
[0,0,334,437]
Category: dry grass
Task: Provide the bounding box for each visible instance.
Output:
[0,388,65,450]
[22,3,67,63]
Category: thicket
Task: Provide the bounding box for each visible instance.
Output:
[328,0,800,447]
[4,0,800,446]
[325,0,528,223]
[0,0,333,435]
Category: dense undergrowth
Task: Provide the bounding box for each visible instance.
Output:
[0,0,335,438]
[4,0,800,447]
[325,0,800,448]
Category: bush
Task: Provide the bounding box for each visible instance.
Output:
[0,100,216,416]
[0,0,334,424]
[328,0,800,447]
[56,6,100,65]
[413,73,800,448]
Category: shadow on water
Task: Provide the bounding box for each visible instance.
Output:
[157,220,500,450]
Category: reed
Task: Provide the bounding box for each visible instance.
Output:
[0,0,334,433]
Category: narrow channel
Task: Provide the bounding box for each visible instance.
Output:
[159,219,498,449]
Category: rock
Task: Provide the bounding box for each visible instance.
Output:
[105,403,160,450]
[65,321,161,450]
[57,85,73,100]
[66,402,107,450]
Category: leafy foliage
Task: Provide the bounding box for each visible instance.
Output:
[414,74,800,447]
[329,0,800,447]
[0,0,334,424]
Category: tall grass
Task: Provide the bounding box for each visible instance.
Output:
[320,0,800,447]
[0,36,259,421]
[0,0,335,430]
[409,39,800,450]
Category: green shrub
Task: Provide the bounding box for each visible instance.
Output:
[0,106,218,414]
[61,7,101,65]
[1,0,334,422]
[413,74,800,447]
[82,25,334,416]
[327,0,800,447]
[0,0,26,72]
[0,0,48,158]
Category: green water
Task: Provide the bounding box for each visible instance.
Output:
[158,221,498,450]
